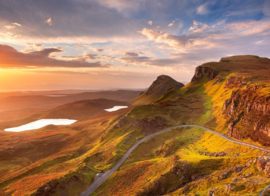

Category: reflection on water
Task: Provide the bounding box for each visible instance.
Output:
[104,106,128,112]
[5,119,77,132]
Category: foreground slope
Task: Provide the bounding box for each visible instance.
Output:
[131,75,184,105]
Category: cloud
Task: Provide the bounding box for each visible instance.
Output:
[0,44,109,68]
[111,49,139,57]
[12,22,21,27]
[85,45,104,52]
[4,22,21,30]
[139,28,198,51]
[93,0,144,13]
[5,25,15,29]
[226,20,270,36]
[139,18,270,61]
[0,0,142,43]
[263,0,270,16]
[22,43,44,53]
[115,54,181,68]
[44,18,52,26]
[28,70,92,75]
[148,21,153,25]
[189,20,208,33]
[26,43,43,47]
[197,3,209,15]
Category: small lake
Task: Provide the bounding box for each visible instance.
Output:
[4,119,77,132]
[104,106,128,112]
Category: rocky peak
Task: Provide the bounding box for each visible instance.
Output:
[191,66,219,82]
[146,75,184,96]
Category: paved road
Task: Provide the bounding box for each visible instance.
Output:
[260,184,270,196]
[81,125,270,196]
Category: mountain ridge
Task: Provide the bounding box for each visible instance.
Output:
[131,75,184,105]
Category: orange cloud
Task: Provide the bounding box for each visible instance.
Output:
[44,18,52,26]
[0,44,109,68]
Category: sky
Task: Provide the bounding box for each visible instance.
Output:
[0,0,270,91]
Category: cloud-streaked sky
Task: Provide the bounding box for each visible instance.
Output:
[0,0,270,91]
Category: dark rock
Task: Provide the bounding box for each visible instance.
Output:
[191,66,219,82]
[264,162,270,176]
[220,171,230,180]
[223,98,232,111]
[257,156,269,171]
[232,177,239,182]
[232,166,243,173]
[226,76,244,85]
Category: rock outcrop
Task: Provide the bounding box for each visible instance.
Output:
[257,156,270,176]
[191,66,219,82]
[131,75,184,105]
[222,81,270,145]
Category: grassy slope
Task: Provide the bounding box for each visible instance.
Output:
[0,109,132,196]
[93,56,270,195]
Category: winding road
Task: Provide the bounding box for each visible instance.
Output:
[81,125,270,196]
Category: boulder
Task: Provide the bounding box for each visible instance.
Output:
[257,156,269,171]
[232,177,239,182]
[232,166,243,173]
[264,162,270,176]
[220,171,230,180]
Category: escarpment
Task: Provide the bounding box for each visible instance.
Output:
[191,66,219,82]
[222,77,270,146]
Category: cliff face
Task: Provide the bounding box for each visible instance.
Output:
[189,56,270,147]
[191,66,219,82]
[222,76,270,145]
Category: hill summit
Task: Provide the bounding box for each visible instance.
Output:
[131,75,184,105]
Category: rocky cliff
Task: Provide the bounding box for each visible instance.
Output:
[222,76,270,146]
[131,75,184,105]
[191,66,219,82]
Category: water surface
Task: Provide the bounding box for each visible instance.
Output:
[104,106,128,112]
[5,119,77,132]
